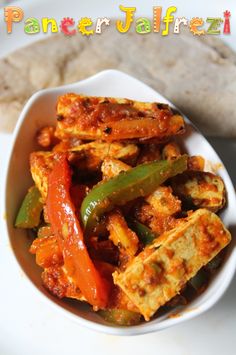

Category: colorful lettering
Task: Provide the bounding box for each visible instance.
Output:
[116,5,136,33]
[60,17,76,36]
[174,17,188,34]
[24,18,40,34]
[162,6,177,36]
[206,18,223,35]
[4,6,24,33]
[95,17,110,34]
[136,18,151,34]
[153,6,162,33]
[42,18,58,33]
[3,5,232,38]
[223,10,231,34]
[78,17,94,36]
[190,17,205,36]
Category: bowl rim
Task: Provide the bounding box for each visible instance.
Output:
[3,69,236,336]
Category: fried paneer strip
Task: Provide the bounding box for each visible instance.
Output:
[187,156,205,171]
[101,157,131,179]
[37,126,59,148]
[171,171,226,212]
[42,266,86,301]
[102,160,181,235]
[113,209,231,321]
[101,159,181,217]
[55,94,185,142]
[30,143,138,199]
[30,151,56,200]
[135,186,181,235]
[146,186,181,217]
[52,138,83,152]
[30,232,85,301]
[69,142,138,158]
[162,141,205,171]
[107,210,139,259]
[162,142,181,161]
[68,142,139,170]
[30,234,63,268]
[136,203,180,236]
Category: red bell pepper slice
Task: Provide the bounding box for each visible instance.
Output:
[46,153,109,308]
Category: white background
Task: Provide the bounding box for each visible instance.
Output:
[0,1,236,354]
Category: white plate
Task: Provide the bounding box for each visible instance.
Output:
[3,69,236,336]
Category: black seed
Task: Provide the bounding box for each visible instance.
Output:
[101,99,109,104]
[156,103,169,110]
[82,98,91,108]
[56,114,64,121]
[104,126,112,134]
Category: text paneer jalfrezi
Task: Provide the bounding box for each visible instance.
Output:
[15,94,231,325]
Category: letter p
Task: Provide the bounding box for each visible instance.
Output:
[4,7,24,33]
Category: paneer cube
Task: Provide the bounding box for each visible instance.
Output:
[113,209,231,320]
[55,94,185,142]
[146,186,181,216]
[171,171,226,212]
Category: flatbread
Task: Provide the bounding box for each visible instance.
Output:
[0,29,236,136]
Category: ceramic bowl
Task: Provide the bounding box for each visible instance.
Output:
[3,70,236,335]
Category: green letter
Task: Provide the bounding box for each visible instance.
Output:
[24,17,40,34]
[136,18,151,34]
[206,18,223,35]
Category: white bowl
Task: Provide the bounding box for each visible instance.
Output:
[3,70,236,335]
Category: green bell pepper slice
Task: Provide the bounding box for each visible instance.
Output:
[15,186,43,228]
[205,253,223,272]
[128,219,158,245]
[81,155,188,235]
[189,268,208,291]
[99,309,141,326]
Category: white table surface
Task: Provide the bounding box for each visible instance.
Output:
[0,0,236,353]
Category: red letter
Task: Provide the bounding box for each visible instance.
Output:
[223,10,231,34]
[60,17,76,36]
